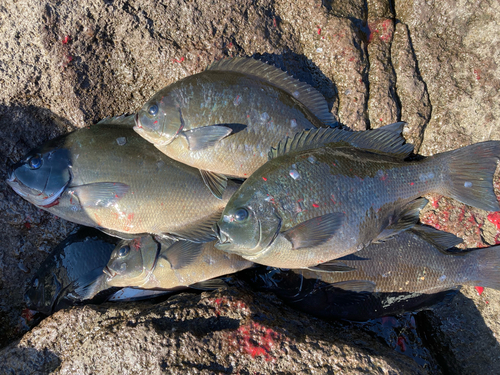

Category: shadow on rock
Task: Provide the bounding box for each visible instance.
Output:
[416,292,500,375]
[0,346,60,375]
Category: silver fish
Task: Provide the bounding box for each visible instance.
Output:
[215,124,500,269]
[134,57,336,198]
[7,115,237,242]
[105,236,253,290]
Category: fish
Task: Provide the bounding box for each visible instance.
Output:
[245,225,500,321]
[214,124,500,269]
[7,115,239,242]
[134,57,337,198]
[24,227,173,315]
[24,227,120,315]
[104,235,253,290]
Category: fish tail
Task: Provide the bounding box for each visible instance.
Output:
[474,245,500,291]
[436,141,500,212]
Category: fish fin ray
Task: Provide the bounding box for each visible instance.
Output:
[190,278,227,291]
[199,169,228,199]
[162,240,204,270]
[436,141,500,212]
[306,261,356,273]
[269,122,413,160]
[284,212,344,250]
[70,182,130,208]
[207,57,336,127]
[166,211,221,243]
[183,125,233,151]
[374,198,428,242]
[410,225,463,253]
[475,245,500,290]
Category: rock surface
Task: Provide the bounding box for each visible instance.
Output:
[1,0,500,373]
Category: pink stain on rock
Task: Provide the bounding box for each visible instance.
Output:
[229,322,284,361]
[475,286,484,295]
[487,212,500,231]
[367,19,393,44]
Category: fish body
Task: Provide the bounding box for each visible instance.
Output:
[215,126,500,268]
[247,226,500,320]
[7,115,237,242]
[134,58,336,192]
[24,227,120,315]
[105,236,253,290]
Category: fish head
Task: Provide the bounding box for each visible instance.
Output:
[105,236,160,287]
[215,189,282,257]
[7,143,71,208]
[134,90,184,146]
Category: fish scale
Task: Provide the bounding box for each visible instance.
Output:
[8,117,237,242]
[216,125,500,269]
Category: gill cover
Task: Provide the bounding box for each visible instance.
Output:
[134,88,184,146]
[7,147,71,206]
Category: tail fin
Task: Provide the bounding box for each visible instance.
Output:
[474,245,500,291]
[437,141,500,212]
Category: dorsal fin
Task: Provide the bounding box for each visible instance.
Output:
[268,122,413,160]
[207,57,336,127]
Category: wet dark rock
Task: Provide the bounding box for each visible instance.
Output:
[0,287,430,374]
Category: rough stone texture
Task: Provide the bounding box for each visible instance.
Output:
[395,0,500,155]
[1,0,500,373]
[0,287,429,374]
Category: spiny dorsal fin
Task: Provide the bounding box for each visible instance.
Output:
[207,57,336,127]
[268,122,413,160]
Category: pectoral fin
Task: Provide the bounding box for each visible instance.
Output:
[306,261,356,273]
[183,125,233,151]
[70,182,130,208]
[284,212,344,250]
[166,210,222,243]
[200,170,228,199]
[160,240,204,270]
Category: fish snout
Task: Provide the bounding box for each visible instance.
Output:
[103,266,117,279]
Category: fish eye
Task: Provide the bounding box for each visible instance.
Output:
[234,208,249,222]
[118,245,130,257]
[33,278,39,288]
[148,104,159,116]
[28,155,42,170]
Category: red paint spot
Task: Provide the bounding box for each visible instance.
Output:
[475,286,484,295]
[262,177,267,181]
[41,199,60,208]
[432,197,440,208]
[62,35,71,44]
[66,54,73,63]
[396,336,406,352]
[312,203,319,208]
[487,212,500,231]
[24,222,31,229]
[473,69,481,80]
[349,56,355,62]
[172,57,185,63]
[379,118,383,122]
[410,182,414,186]
[153,120,158,124]
[229,322,283,361]
[273,17,277,28]
[316,25,321,35]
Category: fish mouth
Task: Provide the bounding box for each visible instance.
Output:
[213,223,233,250]
[7,172,68,207]
[134,113,142,129]
[103,266,116,279]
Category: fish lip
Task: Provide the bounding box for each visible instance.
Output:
[103,266,116,279]
[6,173,68,207]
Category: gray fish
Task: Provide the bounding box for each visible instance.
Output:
[24,227,120,315]
[215,124,500,269]
[298,225,500,294]
[134,57,336,198]
[105,236,253,290]
[7,115,237,242]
